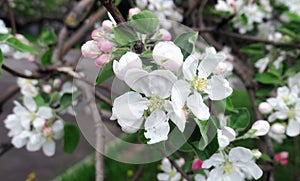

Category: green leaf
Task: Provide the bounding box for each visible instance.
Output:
[228,108,250,132]
[196,117,219,150]
[0,49,3,77]
[277,27,298,39]
[240,43,265,56]
[174,31,198,59]
[60,93,73,109]
[129,10,159,35]
[225,97,239,113]
[39,28,57,45]
[113,26,136,46]
[239,13,248,25]
[0,33,9,41]
[41,49,53,66]
[34,95,46,107]
[63,123,80,153]
[96,60,114,85]
[256,72,281,85]
[6,37,38,54]
[261,153,272,162]
[189,136,219,160]
[99,101,112,111]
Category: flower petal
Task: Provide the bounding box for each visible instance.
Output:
[43,140,56,157]
[187,92,210,120]
[24,96,37,112]
[37,107,53,119]
[202,153,224,169]
[182,54,199,81]
[229,147,253,162]
[286,119,300,137]
[206,76,232,100]
[198,48,225,78]
[171,80,191,107]
[157,173,170,181]
[165,101,186,132]
[111,91,147,121]
[117,117,143,133]
[144,110,169,144]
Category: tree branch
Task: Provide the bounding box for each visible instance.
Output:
[5,0,16,34]
[99,0,125,23]
[2,64,45,79]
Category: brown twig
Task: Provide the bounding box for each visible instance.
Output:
[99,0,125,23]
[129,165,144,181]
[0,143,13,157]
[198,28,300,49]
[166,155,192,181]
[95,90,112,107]
[61,8,107,55]
[5,0,16,34]
[76,80,105,181]
[2,64,45,79]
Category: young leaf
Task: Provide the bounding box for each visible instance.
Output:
[113,26,136,46]
[129,10,159,35]
[60,93,73,109]
[39,28,57,45]
[256,72,281,85]
[0,49,3,77]
[63,123,80,153]
[41,49,53,66]
[95,60,114,85]
[240,43,265,56]
[227,108,250,132]
[197,117,219,150]
[174,31,198,59]
[6,37,39,54]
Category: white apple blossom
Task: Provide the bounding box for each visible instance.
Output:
[215,0,242,13]
[157,158,182,181]
[217,114,236,149]
[202,147,263,181]
[152,41,183,71]
[174,47,232,121]
[255,57,270,73]
[17,75,39,97]
[250,120,270,136]
[111,69,186,144]
[113,52,143,80]
[136,0,183,29]
[0,19,9,34]
[267,86,300,137]
[288,72,300,89]
[258,102,273,114]
[195,174,207,181]
[269,123,286,143]
[13,96,53,131]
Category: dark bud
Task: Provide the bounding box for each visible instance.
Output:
[133,40,145,54]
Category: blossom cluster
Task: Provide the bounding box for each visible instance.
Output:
[0,19,34,61]
[110,45,233,144]
[135,0,183,29]
[4,72,78,156]
[258,73,300,143]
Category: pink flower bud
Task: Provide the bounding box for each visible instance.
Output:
[94,54,110,68]
[176,158,185,167]
[158,29,172,41]
[27,55,34,62]
[251,120,270,136]
[15,34,29,45]
[91,29,103,40]
[258,102,273,114]
[192,159,203,170]
[43,127,52,137]
[81,40,102,58]
[53,78,62,88]
[102,20,114,31]
[43,84,52,93]
[274,152,289,165]
[129,8,141,17]
[97,38,113,53]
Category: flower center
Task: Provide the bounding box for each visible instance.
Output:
[281,96,289,103]
[223,161,234,174]
[287,109,296,119]
[148,96,164,112]
[28,113,36,121]
[168,170,176,177]
[193,78,208,91]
